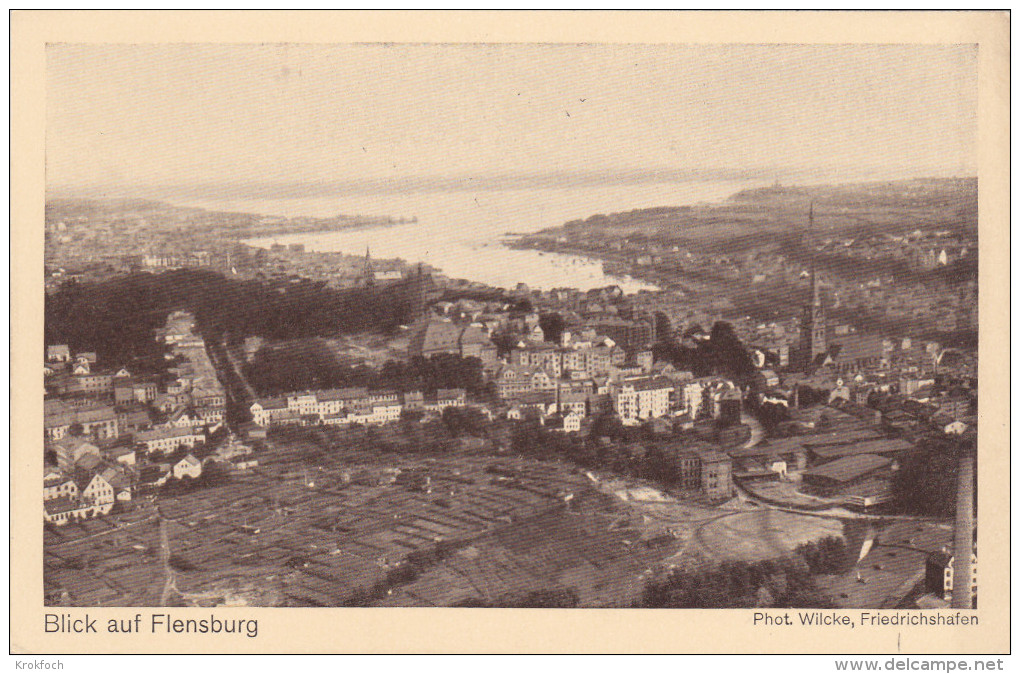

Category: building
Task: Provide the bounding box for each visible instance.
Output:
[135,427,205,454]
[71,372,114,396]
[694,448,735,500]
[44,496,113,526]
[612,376,675,424]
[712,387,743,425]
[936,392,972,420]
[115,404,152,433]
[43,475,79,501]
[458,325,498,364]
[803,437,913,465]
[544,412,584,433]
[680,380,707,419]
[926,550,978,605]
[556,390,589,418]
[433,388,467,408]
[104,446,137,466]
[173,454,203,480]
[800,453,893,506]
[50,437,101,472]
[114,379,159,404]
[410,320,495,361]
[249,397,291,426]
[80,473,116,506]
[251,387,407,427]
[44,401,119,441]
[47,344,72,363]
[493,364,554,401]
[511,341,563,378]
[822,332,885,374]
[588,317,653,353]
[666,445,734,499]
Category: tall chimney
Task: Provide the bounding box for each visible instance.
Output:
[951,444,975,609]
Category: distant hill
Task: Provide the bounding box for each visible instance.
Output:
[548,177,977,253]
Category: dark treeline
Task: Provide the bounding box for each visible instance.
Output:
[436,287,533,313]
[244,346,489,398]
[454,589,580,608]
[282,409,718,489]
[641,557,834,608]
[45,273,175,373]
[795,536,854,575]
[652,321,757,385]
[510,414,725,488]
[45,269,423,370]
[891,433,975,519]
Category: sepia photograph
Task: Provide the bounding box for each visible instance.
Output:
[11,10,1009,657]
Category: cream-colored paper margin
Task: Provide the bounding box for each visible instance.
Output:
[10,10,1010,654]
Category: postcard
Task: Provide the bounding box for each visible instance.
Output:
[10,10,1009,655]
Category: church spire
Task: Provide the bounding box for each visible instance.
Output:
[362,246,375,286]
[809,202,821,307]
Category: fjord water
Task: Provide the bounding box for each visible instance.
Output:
[180,179,769,291]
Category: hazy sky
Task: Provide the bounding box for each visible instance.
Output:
[47,43,977,187]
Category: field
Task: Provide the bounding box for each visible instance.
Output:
[45,439,620,606]
[692,510,843,562]
[45,434,855,607]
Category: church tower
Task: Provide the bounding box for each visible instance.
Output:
[361,246,375,287]
[800,204,827,365]
[409,262,428,319]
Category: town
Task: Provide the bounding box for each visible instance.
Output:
[42,178,977,609]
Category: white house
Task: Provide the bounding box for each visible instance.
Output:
[135,427,204,454]
[47,344,72,363]
[81,473,116,506]
[944,420,969,435]
[43,476,78,501]
[44,497,113,526]
[173,454,203,480]
[612,376,674,425]
[563,413,583,433]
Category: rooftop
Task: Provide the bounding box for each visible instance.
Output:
[802,454,891,483]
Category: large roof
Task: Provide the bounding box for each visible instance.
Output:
[458,325,490,346]
[629,376,676,392]
[45,496,84,515]
[409,320,464,355]
[136,426,203,441]
[317,387,369,402]
[253,396,287,410]
[809,438,914,461]
[803,454,891,483]
[436,388,466,399]
[827,333,885,364]
[800,429,885,447]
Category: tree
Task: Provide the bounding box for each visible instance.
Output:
[709,321,756,383]
[538,312,566,344]
[490,331,520,358]
[642,558,833,609]
[682,324,706,340]
[588,412,626,442]
[796,536,852,575]
[199,460,232,487]
[653,311,673,343]
[758,401,790,430]
[891,435,971,517]
[441,406,487,437]
[400,408,425,424]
